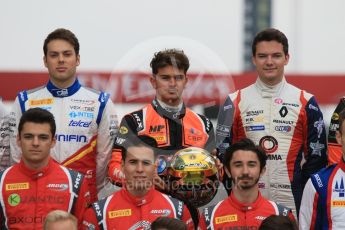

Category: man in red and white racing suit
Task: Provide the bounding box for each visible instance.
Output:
[199,138,295,230]
[300,110,345,230]
[9,28,118,202]
[83,135,194,230]
[216,28,327,217]
[82,186,193,230]
[0,108,90,229]
[200,191,294,230]
[0,159,89,229]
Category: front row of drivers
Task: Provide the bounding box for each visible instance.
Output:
[4,107,345,229]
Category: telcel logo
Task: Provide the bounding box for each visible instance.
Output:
[69,120,92,127]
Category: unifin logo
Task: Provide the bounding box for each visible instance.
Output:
[55,134,87,143]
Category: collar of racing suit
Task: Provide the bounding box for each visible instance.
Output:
[121,186,155,207]
[18,157,55,180]
[228,191,264,211]
[156,98,183,113]
[46,79,81,97]
[151,98,186,120]
[255,77,286,98]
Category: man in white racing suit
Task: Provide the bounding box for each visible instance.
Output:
[300,109,345,229]
[9,28,118,202]
[216,28,327,217]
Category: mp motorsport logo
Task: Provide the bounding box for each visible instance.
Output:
[8,193,20,206]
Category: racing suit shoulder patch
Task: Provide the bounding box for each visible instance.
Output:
[63,167,84,195]
[196,113,213,133]
[310,165,336,191]
[96,92,110,126]
[203,204,217,227]
[162,195,184,220]
[275,203,291,216]
[92,197,109,230]
[17,91,28,114]
[129,110,144,132]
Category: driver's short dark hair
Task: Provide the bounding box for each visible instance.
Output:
[223,138,267,172]
[18,108,56,137]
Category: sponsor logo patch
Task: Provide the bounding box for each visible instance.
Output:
[259,136,278,154]
[150,209,171,216]
[329,123,339,132]
[309,104,319,111]
[149,125,165,133]
[245,125,265,131]
[69,111,94,119]
[215,214,238,224]
[332,113,339,120]
[310,141,325,156]
[153,135,166,142]
[333,177,345,197]
[246,110,263,116]
[224,104,232,111]
[69,120,92,127]
[70,99,96,105]
[6,183,29,191]
[255,216,266,220]
[29,99,54,106]
[282,102,299,107]
[55,134,87,143]
[46,183,68,191]
[274,98,283,104]
[119,126,128,134]
[8,194,20,206]
[314,118,324,138]
[314,174,323,188]
[279,106,288,117]
[332,200,345,207]
[273,119,293,125]
[274,125,291,132]
[108,209,132,218]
